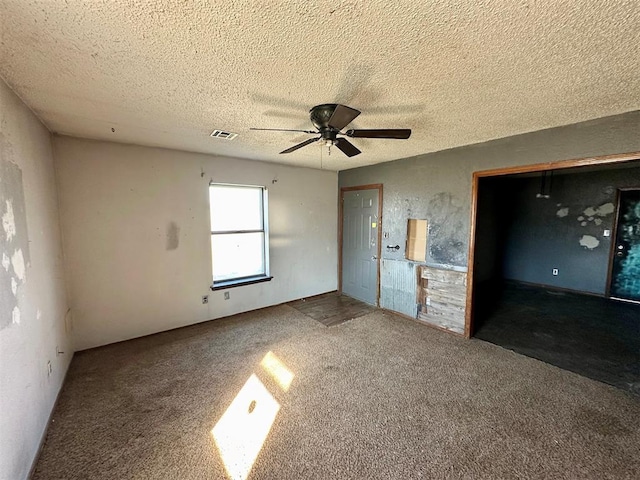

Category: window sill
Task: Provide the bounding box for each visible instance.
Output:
[211,275,273,291]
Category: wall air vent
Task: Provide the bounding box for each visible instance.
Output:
[210,130,238,140]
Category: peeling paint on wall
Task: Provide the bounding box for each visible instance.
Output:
[11,248,25,280]
[2,199,16,240]
[583,207,596,217]
[427,193,466,267]
[166,221,180,250]
[583,202,614,217]
[12,306,20,325]
[577,202,615,227]
[579,235,600,250]
[0,158,30,330]
[556,207,569,217]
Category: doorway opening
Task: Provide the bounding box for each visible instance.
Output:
[339,184,382,306]
[466,153,640,394]
[608,188,640,303]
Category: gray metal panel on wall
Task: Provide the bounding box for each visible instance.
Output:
[380,258,418,318]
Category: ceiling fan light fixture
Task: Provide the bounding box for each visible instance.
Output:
[250,103,411,157]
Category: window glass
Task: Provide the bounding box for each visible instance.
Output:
[211,232,265,281]
[210,185,262,232]
[209,184,268,284]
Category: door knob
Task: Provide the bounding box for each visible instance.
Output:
[372,255,377,260]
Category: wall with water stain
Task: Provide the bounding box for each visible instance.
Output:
[339,111,640,327]
[495,166,640,294]
[54,136,338,351]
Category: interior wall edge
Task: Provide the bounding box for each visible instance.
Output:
[0,78,72,480]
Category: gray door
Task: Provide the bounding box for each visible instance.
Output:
[342,188,380,305]
[610,189,640,302]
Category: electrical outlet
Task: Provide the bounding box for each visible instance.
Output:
[552,268,559,276]
[224,292,230,300]
[47,360,52,377]
[202,295,209,304]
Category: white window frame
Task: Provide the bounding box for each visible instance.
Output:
[209,183,271,289]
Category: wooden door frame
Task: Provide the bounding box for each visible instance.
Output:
[465,151,640,338]
[338,184,383,306]
[605,186,640,299]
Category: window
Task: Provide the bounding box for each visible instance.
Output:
[209,184,271,289]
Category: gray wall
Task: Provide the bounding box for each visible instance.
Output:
[339,111,640,311]
[500,166,640,294]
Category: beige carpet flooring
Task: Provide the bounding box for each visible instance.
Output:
[33,305,640,479]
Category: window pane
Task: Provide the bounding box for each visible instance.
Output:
[212,232,265,281]
[210,185,262,231]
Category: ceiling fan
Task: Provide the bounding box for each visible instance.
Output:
[250,103,411,157]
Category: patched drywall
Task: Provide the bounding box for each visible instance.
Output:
[0,80,71,480]
[0,158,30,329]
[426,193,466,266]
[339,111,640,325]
[54,136,338,350]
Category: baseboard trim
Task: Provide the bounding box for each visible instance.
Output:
[28,352,74,479]
[505,279,605,298]
[76,290,340,352]
[609,296,640,305]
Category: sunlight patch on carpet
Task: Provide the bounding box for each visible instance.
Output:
[260,351,294,392]
[212,374,280,480]
[212,352,295,480]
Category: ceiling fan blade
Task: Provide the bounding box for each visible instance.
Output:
[280,137,321,154]
[345,129,411,139]
[335,138,361,157]
[251,127,317,134]
[327,105,361,130]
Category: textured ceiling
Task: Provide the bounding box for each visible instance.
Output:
[1,1,639,171]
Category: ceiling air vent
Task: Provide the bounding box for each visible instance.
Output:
[210,130,238,140]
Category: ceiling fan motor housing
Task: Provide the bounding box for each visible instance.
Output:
[310,104,339,131]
